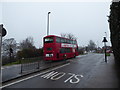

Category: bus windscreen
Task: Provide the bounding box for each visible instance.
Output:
[44,37,54,43]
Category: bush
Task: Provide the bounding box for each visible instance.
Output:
[17,48,43,59]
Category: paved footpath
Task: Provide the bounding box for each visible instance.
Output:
[2,64,21,82]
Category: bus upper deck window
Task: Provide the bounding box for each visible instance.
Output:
[56,37,61,43]
[44,37,54,43]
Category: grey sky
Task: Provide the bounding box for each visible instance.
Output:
[1,2,111,48]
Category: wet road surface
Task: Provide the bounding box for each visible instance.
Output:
[2,53,119,88]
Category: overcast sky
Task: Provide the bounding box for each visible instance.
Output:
[1,1,112,48]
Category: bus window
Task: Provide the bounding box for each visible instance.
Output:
[61,38,66,43]
[56,37,61,43]
[64,39,67,43]
[47,47,52,51]
[44,37,54,43]
[67,40,70,44]
[69,40,71,44]
[70,40,72,44]
[66,48,71,53]
[66,39,69,44]
[71,40,74,44]
[74,41,77,44]
[72,40,74,44]
[73,41,76,44]
[60,48,71,53]
[75,41,77,44]
[60,48,65,53]
[61,38,64,43]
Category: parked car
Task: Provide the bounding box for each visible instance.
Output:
[106,50,112,53]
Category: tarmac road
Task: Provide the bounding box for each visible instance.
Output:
[2,53,119,88]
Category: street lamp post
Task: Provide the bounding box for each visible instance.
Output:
[47,12,51,36]
[102,37,108,63]
[0,25,3,62]
[0,24,2,85]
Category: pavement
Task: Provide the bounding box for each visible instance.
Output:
[1,53,120,88]
[2,65,21,82]
[80,54,120,88]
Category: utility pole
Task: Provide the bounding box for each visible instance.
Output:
[47,12,51,36]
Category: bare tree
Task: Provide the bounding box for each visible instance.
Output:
[2,38,17,60]
[67,33,77,40]
[19,36,35,50]
[60,33,77,40]
[60,33,67,38]
[87,40,96,52]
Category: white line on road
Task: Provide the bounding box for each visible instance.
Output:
[2,63,70,88]
[1,67,4,69]
[77,55,87,58]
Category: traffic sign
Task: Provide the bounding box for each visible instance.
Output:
[0,24,7,37]
[2,28,7,37]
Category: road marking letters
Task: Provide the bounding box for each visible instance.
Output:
[41,71,66,80]
[41,71,83,84]
[64,73,83,84]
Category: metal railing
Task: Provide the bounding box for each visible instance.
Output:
[20,57,69,74]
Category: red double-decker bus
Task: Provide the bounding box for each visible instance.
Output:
[43,35,79,61]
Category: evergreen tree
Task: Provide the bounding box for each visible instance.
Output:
[108,1,120,64]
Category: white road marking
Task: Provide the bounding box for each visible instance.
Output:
[1,67,4,69]
[2,63,70,88]
[50,72,66,80]
[40,71,84,84]
[80,75,84,77]
[77,55,87,58]
[41,71,58,79]
[64,73,83,84]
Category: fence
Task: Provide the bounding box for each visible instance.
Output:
[20,56,69,74]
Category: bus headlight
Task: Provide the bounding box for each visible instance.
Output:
[50,54,53,57]
[46,54,53,57]
[46,54,49,57]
